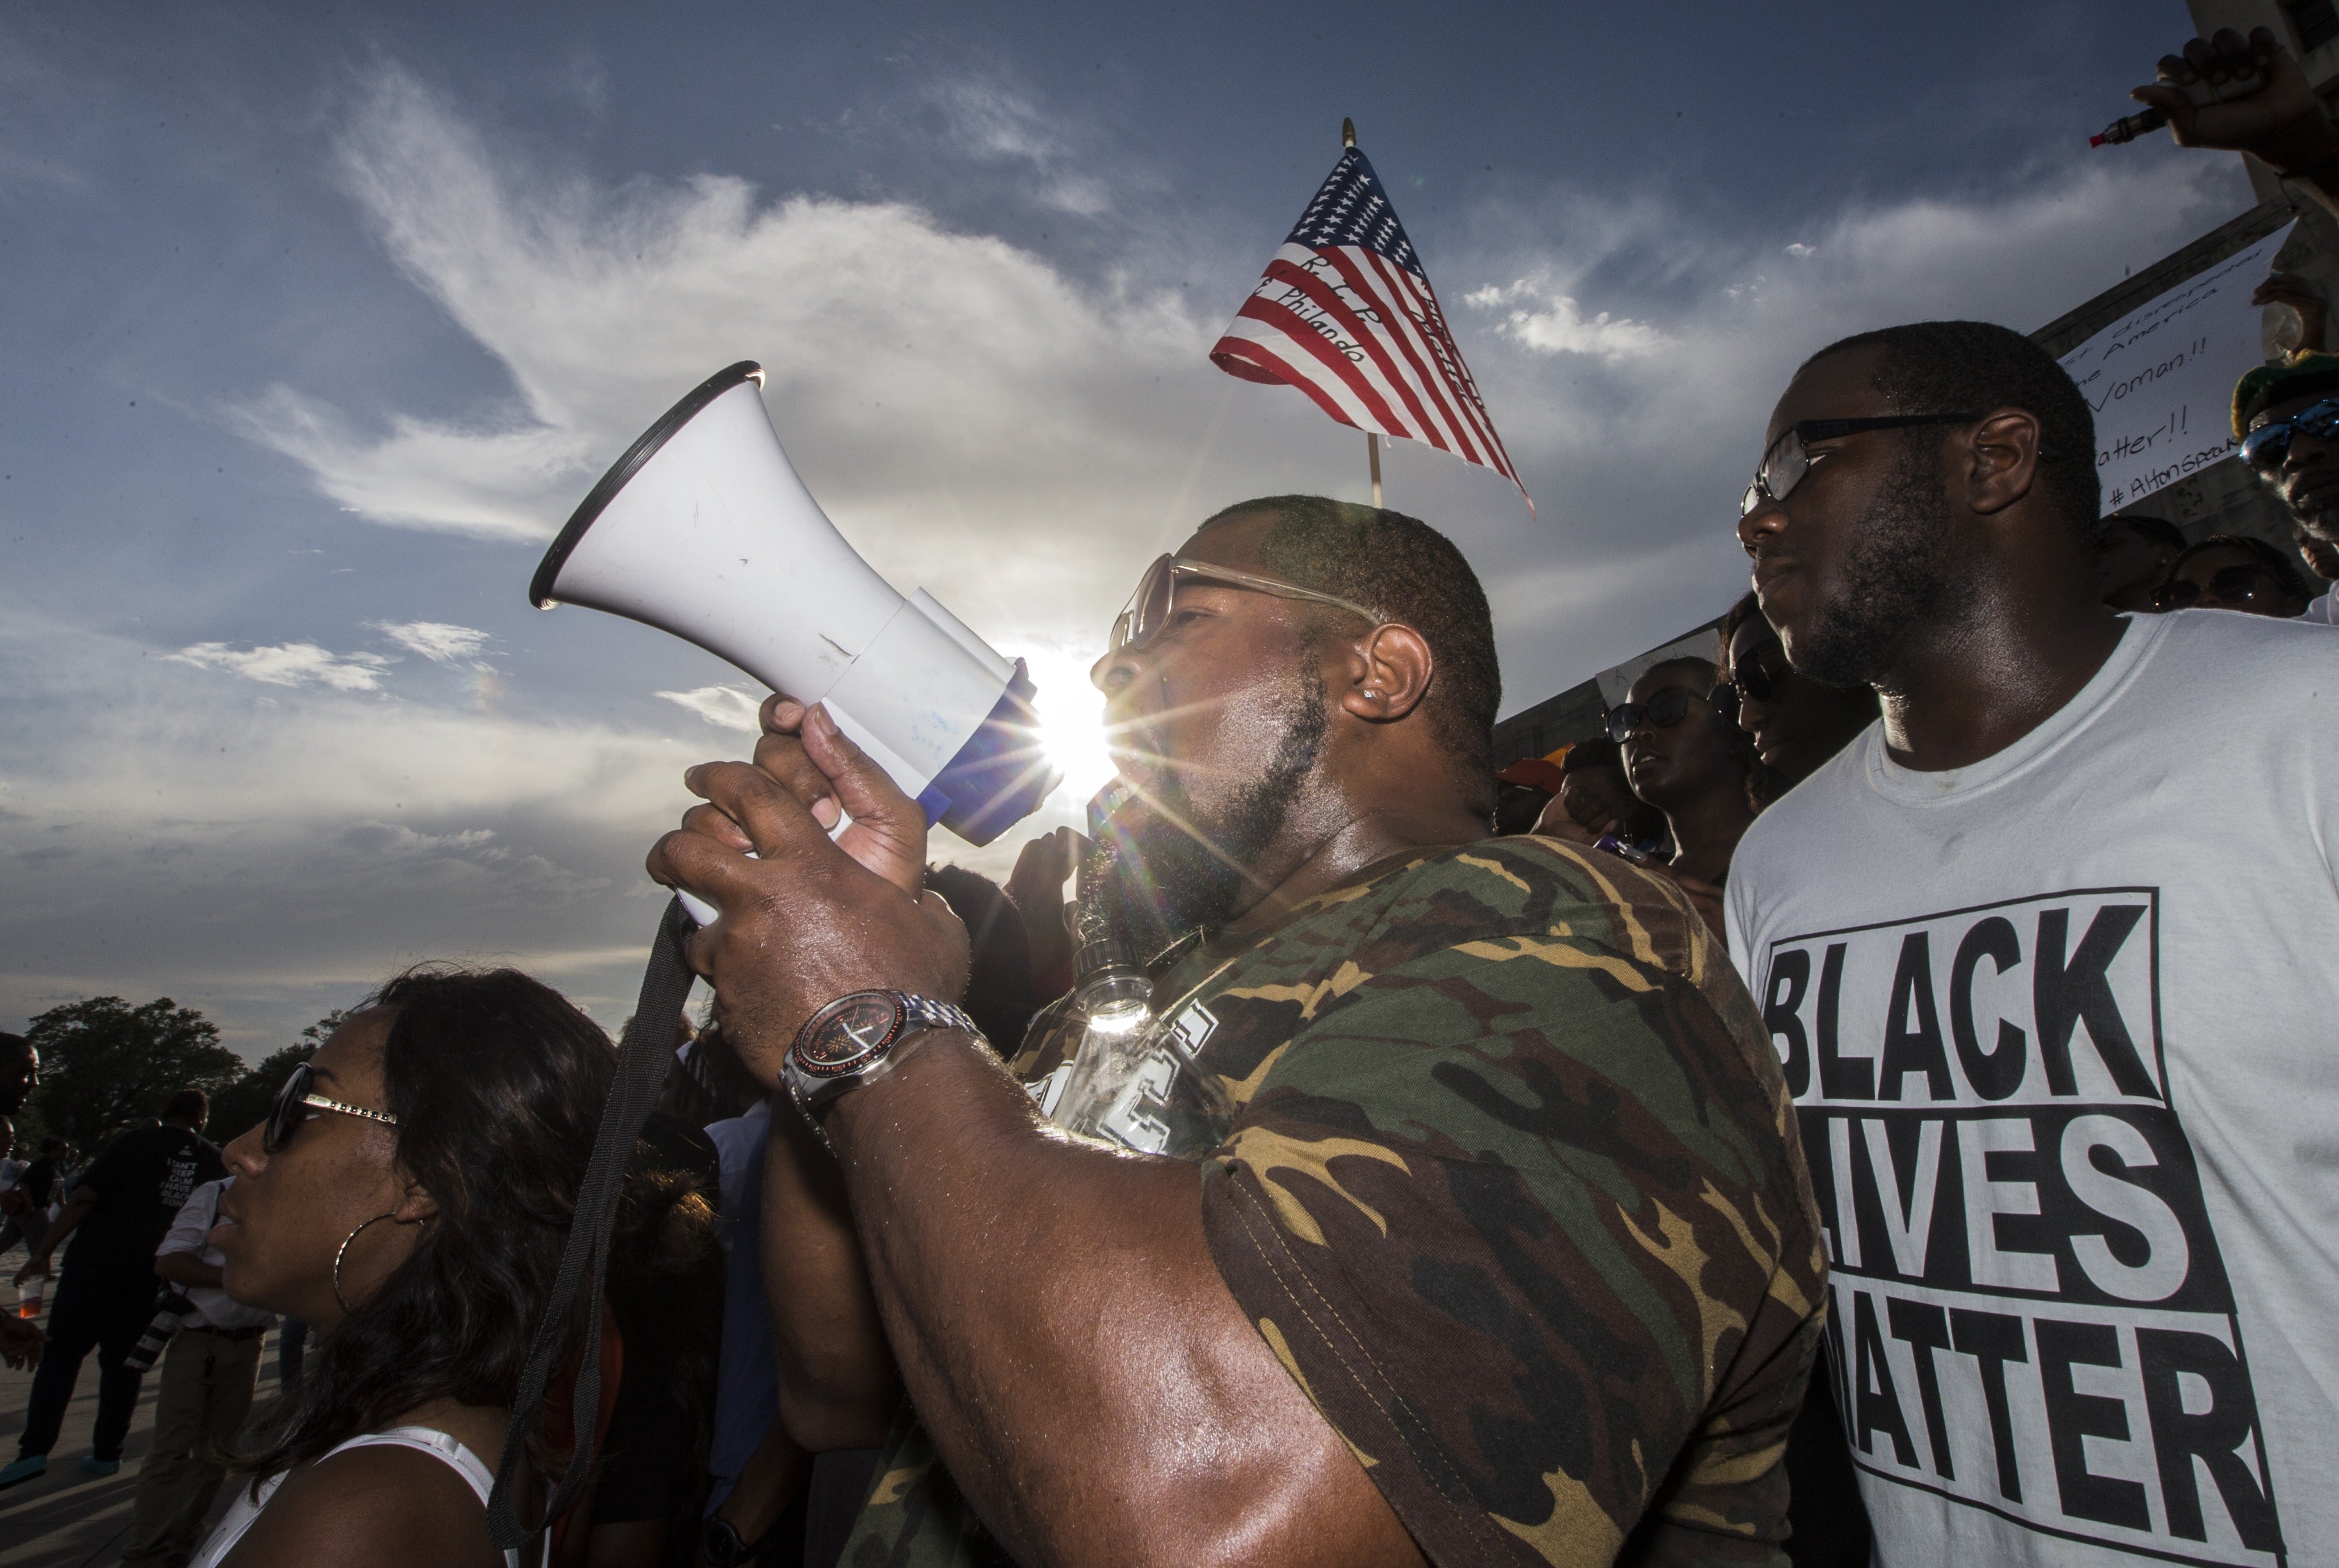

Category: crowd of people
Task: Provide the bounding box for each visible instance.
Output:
[2,23,2336,1568]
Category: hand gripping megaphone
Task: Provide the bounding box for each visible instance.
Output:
[529,363,1060,888]
[493,362,1064,1545]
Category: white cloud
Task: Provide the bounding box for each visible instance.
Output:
[341,823,501,856]
[221,69,2249,723]
[928,78,1111,216]
[1,607,689,1051]
[1464,277,1668,361]
[230,66,1203,560]
[373,619,492,663]
[164,641,393,692]
[654,684,765,734]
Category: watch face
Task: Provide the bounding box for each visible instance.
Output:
[796,992,904,1078]
[702,1517,744,1567]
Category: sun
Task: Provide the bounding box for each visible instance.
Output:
[1019,645,1118,808]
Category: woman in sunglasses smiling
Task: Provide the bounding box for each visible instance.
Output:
[194,967,621,1568]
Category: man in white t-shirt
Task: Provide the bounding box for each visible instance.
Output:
[121,1176,275,1566]
[1727,318,2336,1567]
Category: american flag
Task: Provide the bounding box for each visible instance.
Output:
[1211,143,1528,507]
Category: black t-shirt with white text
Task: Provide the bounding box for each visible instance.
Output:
[65,1125,224,1278]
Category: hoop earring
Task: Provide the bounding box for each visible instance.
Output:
[332,1212,398,1313]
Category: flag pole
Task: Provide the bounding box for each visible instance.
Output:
[1343,119,1382,506]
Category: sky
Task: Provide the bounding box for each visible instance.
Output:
[0,0,2255,1059]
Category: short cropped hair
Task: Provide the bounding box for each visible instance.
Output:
[1640,655,1719,691]
[1560,736,1624,776]
[1199,496,1501,785]
[162,1088,209,1125]
[2104,513,2184,553]
[1804,321,2098,534]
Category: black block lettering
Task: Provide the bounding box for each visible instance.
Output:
[1950,1307,2028,1502]
[1852,1289,1917,1466]
[1763,949,1812,1098]
[1880,933,1954,1102]
[1950,915,2027,1101]
[2037,1318,2150,1529]
[1885,1297,1955,1480]
[1817,942,1872,1101]
[2137,1327,2285,1552]
[2033,906,2156,1099]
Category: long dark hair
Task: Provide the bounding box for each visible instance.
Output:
[235,966,622,1481]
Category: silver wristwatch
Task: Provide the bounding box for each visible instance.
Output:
[782,989,983,1126]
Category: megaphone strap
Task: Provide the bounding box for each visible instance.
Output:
[485,896,698,1549]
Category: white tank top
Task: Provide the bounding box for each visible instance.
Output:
[191,1425,536,1568]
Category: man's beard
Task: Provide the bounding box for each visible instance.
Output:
[2295,496,2339,545]
[1083,665,1329,959]
[1792,442,1970,690]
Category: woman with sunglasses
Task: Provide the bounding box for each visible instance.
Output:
[1611,657,1758,883]
[2151,534,2312,618]
[1718,592,1879,795]
[192,967,624,1568]
[1553,656,1757,936]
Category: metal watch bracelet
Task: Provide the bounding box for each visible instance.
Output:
[781,989,984,1137]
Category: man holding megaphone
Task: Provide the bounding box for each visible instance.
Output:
[651,497,1827,1568]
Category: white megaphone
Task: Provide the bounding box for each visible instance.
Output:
[531,363,1060,916]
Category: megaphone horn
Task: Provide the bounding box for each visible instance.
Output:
[532,361,1060,850]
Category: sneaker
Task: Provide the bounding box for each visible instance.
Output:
[0,1454,44,1489]
[77,1455,119,1477]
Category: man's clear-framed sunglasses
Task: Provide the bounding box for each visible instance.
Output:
[1739,412,1983,517]
[2240,397,2339,473]
[1107,554,1382,655]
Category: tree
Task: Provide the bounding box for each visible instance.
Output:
[206,1009,348,1145]
[24,997,245,1152]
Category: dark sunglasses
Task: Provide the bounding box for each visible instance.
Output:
[1608,683,1730,744]
[2151,565,2287,612]
[1740,412,1984,517]
[1108,554,1381,655]
[264,1061,399,1154]
[1727,639,1792,705]
[2240,398,2339,473]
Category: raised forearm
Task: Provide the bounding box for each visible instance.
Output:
[760,1105,901,1450]
[827,1034,1410,1568]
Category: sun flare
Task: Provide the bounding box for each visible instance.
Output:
[1021,646,1118,810]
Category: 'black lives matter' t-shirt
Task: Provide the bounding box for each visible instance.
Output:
[65,1125,224,1278]
[1730,610,2339,1567]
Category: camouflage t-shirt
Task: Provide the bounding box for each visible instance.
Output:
[840,835,1827,1568]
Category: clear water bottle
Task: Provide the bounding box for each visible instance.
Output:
[1041,785,1233,1158]
[1050,1006,1232,1157]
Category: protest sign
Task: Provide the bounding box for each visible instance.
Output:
[2057,222,2295,516]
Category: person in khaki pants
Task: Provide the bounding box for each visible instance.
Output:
[121,1177,272,1566]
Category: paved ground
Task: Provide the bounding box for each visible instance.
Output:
[0,1250,290,1568]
